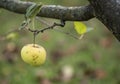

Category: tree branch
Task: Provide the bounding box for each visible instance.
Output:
[0,0,120,41]
[0,0,95,21]
[88,0,120,41]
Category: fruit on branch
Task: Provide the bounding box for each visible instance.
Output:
[21,44,46,66]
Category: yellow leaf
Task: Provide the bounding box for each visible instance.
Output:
[74,22,87,34]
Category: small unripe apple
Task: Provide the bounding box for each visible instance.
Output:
[21,44,46,66]
[6,32,18,40]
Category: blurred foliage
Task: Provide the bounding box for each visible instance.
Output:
[0,0,120,84]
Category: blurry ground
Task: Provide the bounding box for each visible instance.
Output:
[0,0,120,84]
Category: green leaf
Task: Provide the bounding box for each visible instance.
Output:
[26,3,42,19]
[19,3,42,30]
[74,22,87,35]
[74,22,94,35]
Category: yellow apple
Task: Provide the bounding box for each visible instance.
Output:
[21,44,46,66]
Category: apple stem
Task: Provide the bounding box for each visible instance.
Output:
[33,32,36,47]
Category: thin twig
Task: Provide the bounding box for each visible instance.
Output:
[28,20,65,34]
[28,19,81,40]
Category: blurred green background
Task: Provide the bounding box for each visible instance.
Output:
[0,0,120,84]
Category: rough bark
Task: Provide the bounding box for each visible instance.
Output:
[88,0,120,41]
[0,0,94,21]
[0,0,120,41]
